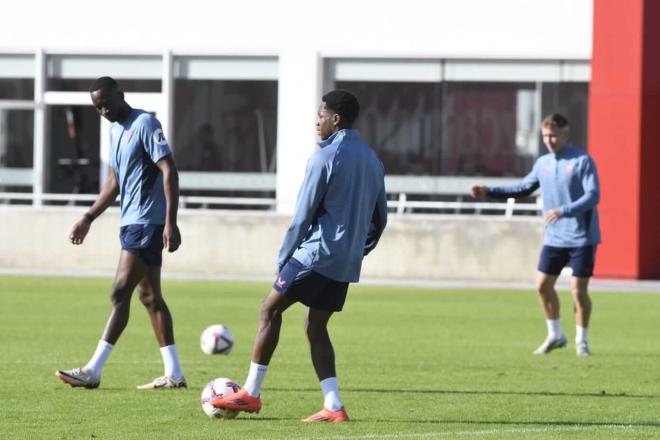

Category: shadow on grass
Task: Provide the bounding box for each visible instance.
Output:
[265,387,658,399]
[367,419,660,428]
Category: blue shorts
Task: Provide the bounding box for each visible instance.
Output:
[119,224,164,267]
[538,245,597,278]
[274,258,349,312]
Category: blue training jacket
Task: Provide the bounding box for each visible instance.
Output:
[486,144,601,248]
[277,129,388,283]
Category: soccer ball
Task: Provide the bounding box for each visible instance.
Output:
[200,324,234,355]
[200,377,241,419]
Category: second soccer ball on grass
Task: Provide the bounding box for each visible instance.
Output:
[200,324,234,355]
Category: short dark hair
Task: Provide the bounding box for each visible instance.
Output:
[89,76,119,93]
[542,113,569,130]
[322,89,360,127]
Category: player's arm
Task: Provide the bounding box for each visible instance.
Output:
[472,166,540,200]
[364,184,388,255]
[559,157,600,217]
[156,154,181,253]
[276,154,328,271]
[69,168,119,245]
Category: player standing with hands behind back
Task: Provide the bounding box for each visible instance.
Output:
[472,114,601,357]
[55,76,187,389]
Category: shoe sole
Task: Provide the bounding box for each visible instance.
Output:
[210,400,261,413]
[136,383,188,390]
[302,417,348,423]
[55,371,99,389]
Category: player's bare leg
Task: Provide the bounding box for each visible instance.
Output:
[305,308,336,380]
[135,264,187,389]
[302,307,348,423]
[211,290,295,412]
[536,272,560,320]
[137,267,174,347]
[55,251,146,388]
[532,272,567,355]
[252,289,296,365]
[571,276,592,356]
[101,251,148,344]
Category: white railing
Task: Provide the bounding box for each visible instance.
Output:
[0,172,541,216]
[0,191,541,217]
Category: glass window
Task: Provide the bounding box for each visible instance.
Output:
[47,78,161,92]
[0,78,34,100]
[45,106,100,194]
[542,82,589,150]
[173,80,278,172]
[336,80,588,178]
[337,81,540,177]
[0,109,33,167]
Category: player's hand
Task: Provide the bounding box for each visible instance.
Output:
[69,218,91,245]
[471,185,487,199]
[544,208,563,224]
[163,223,181,252]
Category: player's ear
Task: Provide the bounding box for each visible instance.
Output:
[332,113,341,127]
[118,90,125,100]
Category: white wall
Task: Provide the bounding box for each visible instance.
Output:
[0,1,592,58]
[0,207,544,281]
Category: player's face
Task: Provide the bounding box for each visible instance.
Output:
[91,88,124,122]
[316,103,338,140]
[541,126,569,154]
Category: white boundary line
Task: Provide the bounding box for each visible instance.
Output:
[253,424,639,440]
[1,268,659,293]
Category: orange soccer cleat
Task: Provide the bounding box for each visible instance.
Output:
[210,388,262,413]
[302,406,349,423]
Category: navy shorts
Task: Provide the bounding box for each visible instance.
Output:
[119,224,164,267]
[538,245,597,278]
[274,258,349,312]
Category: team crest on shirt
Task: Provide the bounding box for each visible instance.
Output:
[153,128,167,146]
[565,164,574,174]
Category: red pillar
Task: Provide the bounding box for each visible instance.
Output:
[588,0,660,278]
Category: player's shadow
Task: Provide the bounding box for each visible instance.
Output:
[265,387,658,399]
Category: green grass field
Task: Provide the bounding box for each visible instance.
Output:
[1,275,660,439]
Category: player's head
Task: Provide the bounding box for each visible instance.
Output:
[317,89,360,140]
[541,113,569,154]
[89,76,127,123]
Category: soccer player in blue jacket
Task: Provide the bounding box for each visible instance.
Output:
[55,77,186,389]
[212,90,388,422]
[472,114,600,357]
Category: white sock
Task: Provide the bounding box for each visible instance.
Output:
[546,319,563,340]
[83,339,114,378]
[160,344,183,379]
[320,377,343,411]
[243,361,268,398]
[576,326,588,343]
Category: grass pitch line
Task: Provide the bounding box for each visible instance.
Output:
[256,424,637,440]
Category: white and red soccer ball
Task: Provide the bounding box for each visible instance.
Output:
[200,324,234,355]
[200,377,241,419]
